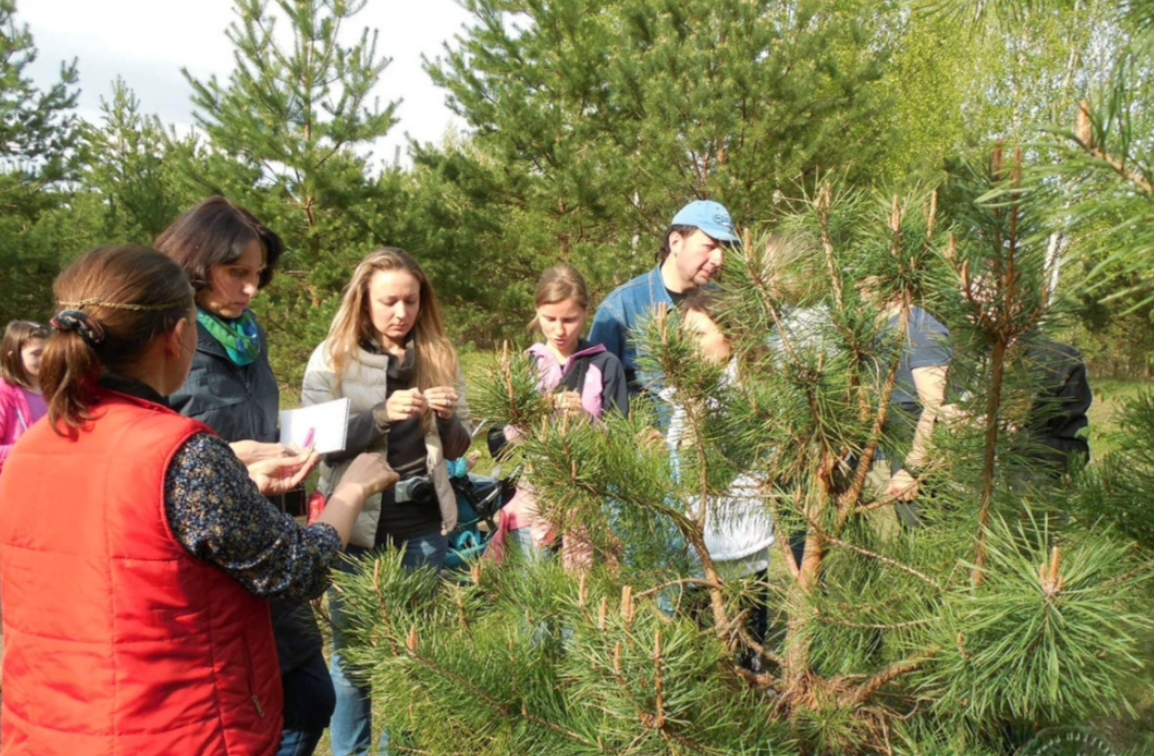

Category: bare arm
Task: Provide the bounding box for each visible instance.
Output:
[887,365,947,502]
[907,365,948,468]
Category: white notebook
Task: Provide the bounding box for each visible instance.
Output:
[279,398,351,454]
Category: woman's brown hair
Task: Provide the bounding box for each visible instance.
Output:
[324,248,458,393]
[1,321,49,389]
[41,246,194,436]
[154,196,283,293]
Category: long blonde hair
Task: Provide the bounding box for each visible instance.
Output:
[325,248,458,390]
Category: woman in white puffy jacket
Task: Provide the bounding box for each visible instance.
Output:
[301,247,471,756]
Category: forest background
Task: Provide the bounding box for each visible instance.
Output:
[6,0,1154,397]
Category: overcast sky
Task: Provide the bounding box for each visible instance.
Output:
[21,0,474,166]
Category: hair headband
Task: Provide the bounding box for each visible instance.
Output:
[50,292,190,348]
[58,296,189,312]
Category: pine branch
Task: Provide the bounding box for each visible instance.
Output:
[820,533,944,591]
[776,518,802,579]
[1071,100,1154,198]
[607,631,715,756]
[402,641,602,750]
[815,614,934,631]
[844,652,936,709]
[732,620,787,671]
[836,304,909,528]
[967,151,1042,586]
[816,184,846,311]
[635,578,722,598]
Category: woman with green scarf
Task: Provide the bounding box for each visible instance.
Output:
[159,198,282,453]
[158,197,337,756]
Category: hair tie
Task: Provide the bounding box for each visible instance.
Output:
[51,310,105,347]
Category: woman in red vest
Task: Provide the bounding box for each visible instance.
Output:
[0,245,399,756]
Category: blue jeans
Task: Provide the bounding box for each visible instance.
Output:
[276,651,334,756]
[508,526,552,563]
[277,729,322,756]
[329,532,447,756]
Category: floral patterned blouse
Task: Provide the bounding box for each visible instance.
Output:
[100,374,342,602]
[164,433,342,604]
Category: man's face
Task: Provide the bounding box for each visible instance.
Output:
[669,229,725,291]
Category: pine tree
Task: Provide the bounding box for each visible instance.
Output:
[1048,0,1154,311]
[334,157,1152,755]
[180,0,405,390]
[0,0,80,324]
[423,0,899,307]
[77,79,194,245]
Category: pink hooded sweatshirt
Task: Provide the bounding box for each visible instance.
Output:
[0,379,45,474]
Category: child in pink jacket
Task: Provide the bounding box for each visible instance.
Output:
[0,321,48,474]
[490,266,628,566]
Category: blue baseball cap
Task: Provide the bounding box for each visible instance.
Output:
[671,200,740,244]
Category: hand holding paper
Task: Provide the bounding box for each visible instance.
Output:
[280,398,351,454]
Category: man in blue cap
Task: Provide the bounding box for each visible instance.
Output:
[589,199,740,396]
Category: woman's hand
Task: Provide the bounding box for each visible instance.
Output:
[320,453,400,545]
[247,448,320,496]
[553,390,583,415]
[385,388,427,423]
[424,386,460,421]
[339,452,400,499]
[887,469,920,502]
[230,440,295,466]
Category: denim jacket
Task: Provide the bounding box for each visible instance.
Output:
[589,266,672,397]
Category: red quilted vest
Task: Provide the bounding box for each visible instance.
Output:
[0,390,282,755]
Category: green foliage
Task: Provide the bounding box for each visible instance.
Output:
[1019,0,1154,316]
[927,514,1150,723]
[78,79,197,245]
[0,0,77,183]
[0,0,80,325]
[1072,391,1154,550]
[335,548,790,755]
[398,138,530,345]
[184,0,399,248]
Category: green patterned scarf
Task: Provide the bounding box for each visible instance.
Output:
[197,308,260,366]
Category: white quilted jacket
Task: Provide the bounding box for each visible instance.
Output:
[301,341,467,547]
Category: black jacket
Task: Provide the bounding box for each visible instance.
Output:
[169,321,280,445]
[169,320,323,674]
[1018,338,1092,475]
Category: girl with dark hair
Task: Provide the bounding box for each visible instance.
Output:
[156,197,336,756]
[301,247,473,756]
[0,245,396,756]
[0,320,49,474]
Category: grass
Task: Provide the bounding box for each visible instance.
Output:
[1088,378,1150,457]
